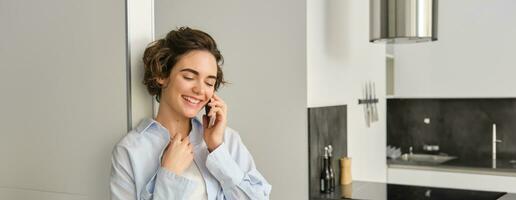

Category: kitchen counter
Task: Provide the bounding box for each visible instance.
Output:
[445,158,516,169]
[310,181,510,200]
[388,158,516,177]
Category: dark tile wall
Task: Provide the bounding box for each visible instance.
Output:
[308,105,347,198]
[387,98,516,160]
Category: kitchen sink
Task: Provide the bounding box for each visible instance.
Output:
[400,153,457,164]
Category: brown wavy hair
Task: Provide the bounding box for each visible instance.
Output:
[142,27,226,102]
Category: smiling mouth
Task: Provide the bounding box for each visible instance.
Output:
[182,95,202,105]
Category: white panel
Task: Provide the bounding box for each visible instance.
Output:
[307,0,387,182]
[127,0,155,128]
[0,0,127,199]
[154,0,307,199]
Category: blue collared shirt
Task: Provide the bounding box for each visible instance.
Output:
[110,117,271,200]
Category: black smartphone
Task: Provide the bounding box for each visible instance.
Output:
[204,100,211,115]
[204,100,215,127]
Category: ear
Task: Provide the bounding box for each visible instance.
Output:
[156,77,168,87]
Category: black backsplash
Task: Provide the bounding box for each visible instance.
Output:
[308,105,347,198]
[387,98,516,160]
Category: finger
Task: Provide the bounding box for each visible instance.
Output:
[212,94,226,105]
[212,93,222,101]
[173,134,182,144]
[209,107,221,117]
[214,106,228,118]
[208,106,218,116]
[208,100,222,107]
[183,136,190,145]
[209,99,225,108]
[209,104,226,114]
[209,100,227,114]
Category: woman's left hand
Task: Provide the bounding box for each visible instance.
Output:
[203,93,227,152]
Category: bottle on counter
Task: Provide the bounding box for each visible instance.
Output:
[328,145,335,192]
[320,146,331,193]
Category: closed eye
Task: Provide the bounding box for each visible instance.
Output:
[179,68,217,86]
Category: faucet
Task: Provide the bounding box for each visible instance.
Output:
[492,123,502,160]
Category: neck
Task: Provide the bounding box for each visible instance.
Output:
[155,104,191,139]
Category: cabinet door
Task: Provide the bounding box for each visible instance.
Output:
[0,0,127,199]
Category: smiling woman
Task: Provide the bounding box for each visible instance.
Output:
[110,27,271,200]
[142,27,225,103]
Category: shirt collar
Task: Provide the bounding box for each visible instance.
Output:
[136,117,204,145]
[188,117,204,145]
[135,118,155,133]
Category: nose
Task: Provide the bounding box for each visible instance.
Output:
[192,80,208,95]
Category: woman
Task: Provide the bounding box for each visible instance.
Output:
[110,27,271,200]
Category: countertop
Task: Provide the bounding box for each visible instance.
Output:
[388,158,516,177]
[310,181,512,200]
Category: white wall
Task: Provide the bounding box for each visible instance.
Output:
[393,0,516,98]
[154,0,307,199]
[0,0,127,199]
[307,0,387,182]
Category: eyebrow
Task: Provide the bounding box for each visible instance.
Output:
[179,68,217,80]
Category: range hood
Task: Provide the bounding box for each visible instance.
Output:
[370,0,438,43]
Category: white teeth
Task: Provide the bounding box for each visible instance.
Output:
[183,96,200,104]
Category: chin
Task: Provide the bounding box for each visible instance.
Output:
[183,109,200,118]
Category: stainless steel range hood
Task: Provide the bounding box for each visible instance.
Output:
[370,0,438,43]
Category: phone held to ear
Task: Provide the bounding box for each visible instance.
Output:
[205,101,216,128]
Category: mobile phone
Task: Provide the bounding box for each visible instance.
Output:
[205,100,216,127]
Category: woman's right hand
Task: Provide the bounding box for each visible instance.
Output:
[161,135,194,175]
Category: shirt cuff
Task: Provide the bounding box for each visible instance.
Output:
[205,142,245,190]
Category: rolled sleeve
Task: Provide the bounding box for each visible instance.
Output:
[204,132,271,200]
[205,142,245,190]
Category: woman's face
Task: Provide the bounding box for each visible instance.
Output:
[157,50,218,119]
